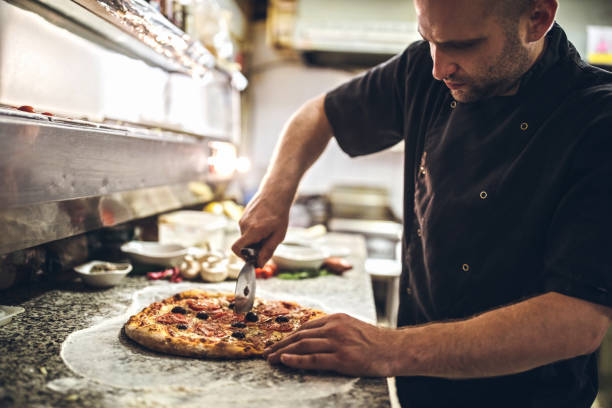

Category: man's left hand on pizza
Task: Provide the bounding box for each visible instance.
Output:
[263,313,396,377]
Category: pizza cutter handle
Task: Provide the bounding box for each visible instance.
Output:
[240,242,262,264]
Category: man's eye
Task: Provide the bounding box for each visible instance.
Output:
[440,42,477,52]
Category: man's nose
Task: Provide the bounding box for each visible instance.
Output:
[431,45,458,81]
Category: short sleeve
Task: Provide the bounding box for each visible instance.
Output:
[324,41,429,157]
[543,111,612,307]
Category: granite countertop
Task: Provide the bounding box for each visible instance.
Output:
[0,233,391,408]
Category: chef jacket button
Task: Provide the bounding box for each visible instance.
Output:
[406,287,413,295]
[450,101,457,109]
[462,263,470,272]
[417,228,422,237]
[480,190,488,199]
[520,122,529,131]
[420,166,427,176]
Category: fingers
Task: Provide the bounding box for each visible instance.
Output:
[264,327,324,356]
[231,232,265,259]
[279,353,340,371]
[263,315,339,355]
[266,338,333,364]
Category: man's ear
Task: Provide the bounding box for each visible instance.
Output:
[525,0,558,43]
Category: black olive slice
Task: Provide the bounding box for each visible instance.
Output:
[196,312,209,320]
[275,316,289,323]
[245,312,258,322]
[177,324,188,330]
[231,322,246,328]
[172,306,187,314]
[231,331,245,339]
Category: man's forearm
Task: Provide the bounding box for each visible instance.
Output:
[393,292,611,379]
[257,94,333,205]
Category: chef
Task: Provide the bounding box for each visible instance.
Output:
[232,0,612,406]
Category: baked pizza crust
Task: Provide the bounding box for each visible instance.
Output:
[124,321,255,358]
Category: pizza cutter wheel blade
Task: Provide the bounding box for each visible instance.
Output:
[234,245,258,314]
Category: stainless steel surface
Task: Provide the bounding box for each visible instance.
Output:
[0,115,213,209]
[328,218,402,239]
[271,0,419,54]
[0,182,214,254]
[234,247,258,314]
[329,185,393,219]
[0,0,242,141]
[5,0,246,89]
[0,113,238,254]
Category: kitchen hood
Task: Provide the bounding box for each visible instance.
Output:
[270,0,420,56]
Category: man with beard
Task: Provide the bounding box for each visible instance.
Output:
[232,0,612,406]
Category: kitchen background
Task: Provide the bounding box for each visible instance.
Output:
[1,0,611,407]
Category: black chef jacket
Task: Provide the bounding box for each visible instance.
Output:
[324,23,612,408]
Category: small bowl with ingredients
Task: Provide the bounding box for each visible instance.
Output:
[74,260,132,288]
[272,243,327,270]
[120,241,188,266]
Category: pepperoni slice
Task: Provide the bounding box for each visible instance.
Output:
[259,301,291,317]
[209,310,243,324]
[247,332,269,349]
[156,313,189,325]
[194,321,228,338]
[187,299,221,311]
[281,301,297,310]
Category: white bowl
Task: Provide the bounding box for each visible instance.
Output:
[120,241,188,266]
[272,243,327,270]
[74,260,132,288]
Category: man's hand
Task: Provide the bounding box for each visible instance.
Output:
[231,191,290,267]
[263,313,397,377]
[263,293,612,379]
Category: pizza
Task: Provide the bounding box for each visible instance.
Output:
[124,289,325,358]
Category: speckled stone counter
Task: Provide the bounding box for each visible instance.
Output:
[0,234,391,408]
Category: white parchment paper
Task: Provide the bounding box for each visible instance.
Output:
[58,282,357,406]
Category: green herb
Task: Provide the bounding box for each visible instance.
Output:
[277,268,331,280]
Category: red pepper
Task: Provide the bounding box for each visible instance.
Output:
[322,257,353,275]
[266,261,278,276]
[170,267,182,283]
[147,268,174,280]
[261,265,274,279]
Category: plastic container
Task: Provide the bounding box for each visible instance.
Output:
[158,211,228,250]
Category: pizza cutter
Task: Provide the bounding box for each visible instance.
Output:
[234,244,260,314]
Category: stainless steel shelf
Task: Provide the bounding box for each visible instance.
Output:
[0,114,233,254]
